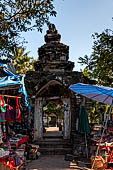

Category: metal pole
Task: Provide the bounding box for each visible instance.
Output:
[85,132,88,158]
[91,104,113,170]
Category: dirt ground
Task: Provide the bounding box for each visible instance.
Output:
[26,128,90,170]
[26,155,90,170]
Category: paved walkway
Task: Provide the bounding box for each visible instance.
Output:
[26,155,90,170]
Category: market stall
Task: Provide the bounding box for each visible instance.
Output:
[0,63,31,170]
[90,122,113,169]
[69,83,113,170]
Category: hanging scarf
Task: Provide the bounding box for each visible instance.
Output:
[0,96,6,112]
[16,97,21,123]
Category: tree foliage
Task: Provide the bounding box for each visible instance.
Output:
[12,46,37,74]
[88,101,107,123]
[78,29,113,86]
[78,29,113,123]
[0,0,56,57]
[44,102,64,118]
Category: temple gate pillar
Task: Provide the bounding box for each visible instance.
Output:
[34,97,43,140]
[62,98,71,139]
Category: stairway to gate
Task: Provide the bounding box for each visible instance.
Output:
[34,131,73,155]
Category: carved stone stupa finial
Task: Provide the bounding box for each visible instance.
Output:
[35,24,75,72]
[45,23,61,43]
[49,23,56,32]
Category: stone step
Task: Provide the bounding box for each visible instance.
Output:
[35,139,72,148]
[38,143,72,148]
[43,133,63,138]
[36,138,71,142]
[35,139,72,155]
[36,140,72,144]
[41,138,63,142]
[39,147,72,155]
[34,138,64,144]
[34,132,72,155]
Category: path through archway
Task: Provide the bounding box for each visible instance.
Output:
[42,99,64,134]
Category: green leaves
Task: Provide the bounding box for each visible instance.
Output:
[12,46,36,74]
[0,0,56,57]
[78,29,113,123]
[78,29,113,86]
[45,102,63,118]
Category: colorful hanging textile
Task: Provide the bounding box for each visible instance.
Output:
[16,97,21,123]
[0,96,6,112]
[4,160,18,170]
[6,105,15,122]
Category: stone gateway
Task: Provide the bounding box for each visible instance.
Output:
[25,24,94,143]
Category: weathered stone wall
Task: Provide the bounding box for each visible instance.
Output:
[25,24,95,142]
[70,95,77,132]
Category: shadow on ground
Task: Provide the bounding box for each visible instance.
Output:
[26,155,91,170]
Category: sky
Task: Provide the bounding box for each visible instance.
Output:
[21,0,113,71]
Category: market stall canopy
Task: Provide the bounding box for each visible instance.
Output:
[0,63,29,106]
[69,83,113,106]
[0,76,21,89]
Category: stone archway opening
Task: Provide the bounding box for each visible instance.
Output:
[42,99,64,133]
[34,80,71,140]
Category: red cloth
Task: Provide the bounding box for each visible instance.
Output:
[4,160,18,169]
[16,136,29,149]
[10,136,29,149]
[0,96,4,108]
[18,136,29,146]
[16,97,21,123]
[0,156,9,162]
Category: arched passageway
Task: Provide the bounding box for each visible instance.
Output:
[34,80,71,140]
[42,99,64,133]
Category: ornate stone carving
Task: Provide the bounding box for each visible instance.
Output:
[35,24,74,72]
[49,23,56,32]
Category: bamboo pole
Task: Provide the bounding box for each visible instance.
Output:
[0,94,21,98]
[91,104,113,170]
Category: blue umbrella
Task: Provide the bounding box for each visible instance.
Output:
[69,83,113,164]
[69,83,113,106]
